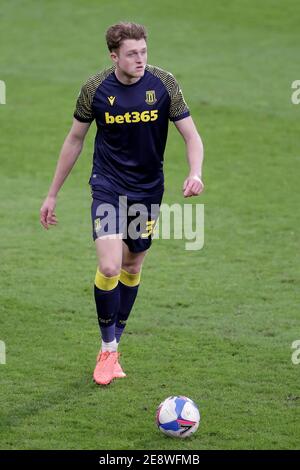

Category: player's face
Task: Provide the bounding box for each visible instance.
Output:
[111,39,147,79]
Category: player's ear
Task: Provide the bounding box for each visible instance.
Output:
[110,51,118,64]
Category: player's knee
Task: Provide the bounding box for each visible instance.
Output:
[122,251,147,274]
[122,261,143,274]
[99,264,121,278]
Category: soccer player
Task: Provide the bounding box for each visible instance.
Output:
[40,22,204,386]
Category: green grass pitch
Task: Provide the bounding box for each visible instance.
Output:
[0,0,300,450]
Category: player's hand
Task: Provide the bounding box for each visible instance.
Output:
[183,175,204,197]
[40,196,58,229]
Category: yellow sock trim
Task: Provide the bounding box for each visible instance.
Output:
[95,269,120,291]
[120,268,141,287]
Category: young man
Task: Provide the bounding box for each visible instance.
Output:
[40,22,204,386]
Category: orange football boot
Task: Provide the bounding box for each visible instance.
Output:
[114,354,126,379]
[93,351,118,385]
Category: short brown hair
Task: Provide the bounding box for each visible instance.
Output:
[106,22,147,52]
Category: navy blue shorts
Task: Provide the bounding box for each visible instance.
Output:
[91,185,163,253]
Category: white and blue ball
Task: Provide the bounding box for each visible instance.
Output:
[156,396,200,438]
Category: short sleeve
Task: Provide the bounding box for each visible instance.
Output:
[73,83,94,123]
[169,75,190,122]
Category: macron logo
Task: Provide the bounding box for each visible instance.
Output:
[107,96,116,106]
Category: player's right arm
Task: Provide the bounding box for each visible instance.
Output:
[40,118,91,229]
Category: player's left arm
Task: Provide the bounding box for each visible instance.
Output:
[174,116,204,198]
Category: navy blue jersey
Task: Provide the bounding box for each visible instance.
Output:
[74,64,190,196]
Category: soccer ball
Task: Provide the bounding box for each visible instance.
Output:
[156,396,200,438]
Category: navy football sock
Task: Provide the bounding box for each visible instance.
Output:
[115,269,140,343]
[94,269,120,344]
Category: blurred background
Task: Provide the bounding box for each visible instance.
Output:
[0,0,299,450]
